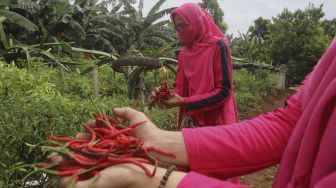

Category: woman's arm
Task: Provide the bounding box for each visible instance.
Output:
[151,86,303,174]
[181,88,303,179]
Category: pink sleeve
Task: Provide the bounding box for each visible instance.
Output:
[173,54,184,96]
[182,87,303,179]
[183,41,232,115]
[314,171,336,188]
[178,172,250,188]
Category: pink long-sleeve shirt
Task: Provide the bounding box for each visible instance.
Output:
[178,37,336,188]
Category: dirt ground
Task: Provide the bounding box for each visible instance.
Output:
[240,90,289,188]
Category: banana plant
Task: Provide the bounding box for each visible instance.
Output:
[0,16,68,70]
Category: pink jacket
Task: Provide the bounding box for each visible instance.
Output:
[178,37,336,188]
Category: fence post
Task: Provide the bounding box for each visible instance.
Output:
[93,65,99,97]
[276,71,286,91]
[138,72,146,104]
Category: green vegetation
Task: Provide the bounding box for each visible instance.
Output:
[242,3,334,86]
[234,69,278,119]
[0,0,334,187]
[0,61,134,187]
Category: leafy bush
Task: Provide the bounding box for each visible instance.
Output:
[146,108,179,131]
[234,69,278,119]
[98,65,128,97]
[0,62,135,187]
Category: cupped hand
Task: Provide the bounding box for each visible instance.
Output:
[112,107,161,148]
[50,109,164,188]
[57,163,137,188]
[52,153,161,188]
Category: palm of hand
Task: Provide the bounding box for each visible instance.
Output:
[60,164,135,188]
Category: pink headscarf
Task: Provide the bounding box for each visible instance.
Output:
[170,3,225,47]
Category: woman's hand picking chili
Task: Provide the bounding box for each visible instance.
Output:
[162,92,184,108]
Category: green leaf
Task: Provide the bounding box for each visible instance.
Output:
[71,47,118,60]
[68,20,86,40]
[24,142,37,148]
[164,64,177,74]
[159,57,178,63]
[0,10,39,32]
[37,50,69,71]
[17,168,28,172]
[111,3,123,14]
[144,8,172,26]
[60,41,73,56]
[152,40,179,57]
[146,0,167,18]
[0,163,6,168]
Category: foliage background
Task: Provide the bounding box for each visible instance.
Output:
[0,59,277,187]
[0,0,335,187]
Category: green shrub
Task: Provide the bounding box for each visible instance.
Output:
[0,62,134,187]
[234,69,278,119]
[146,108,179,131]
[98,65,128,97]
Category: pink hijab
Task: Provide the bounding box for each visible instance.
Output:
[170,3,226,46]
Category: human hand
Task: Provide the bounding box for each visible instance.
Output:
[161,92,184,108]
[50,114,164,188]
[112,107,161,148]
[53,152,185,188]
[50,107,188,188]
[113,107,188,166]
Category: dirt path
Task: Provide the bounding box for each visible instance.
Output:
[240,90,289,188]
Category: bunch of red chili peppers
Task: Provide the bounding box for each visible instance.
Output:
[37,112,176,183]
[149,80,173,105]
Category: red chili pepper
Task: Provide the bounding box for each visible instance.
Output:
[58,168,85,177]
[104,121,146,139]
[55,165,83,172]
[40,111,176,180]
[78,170,100,181]
[50,133,74,142]
[84,125,96,144]
[94,139,117,148]
[144,147,176,158]
[108,117,119,126]
[39,162,53,168]
[94,128,114,135]
[149,80,173,105]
